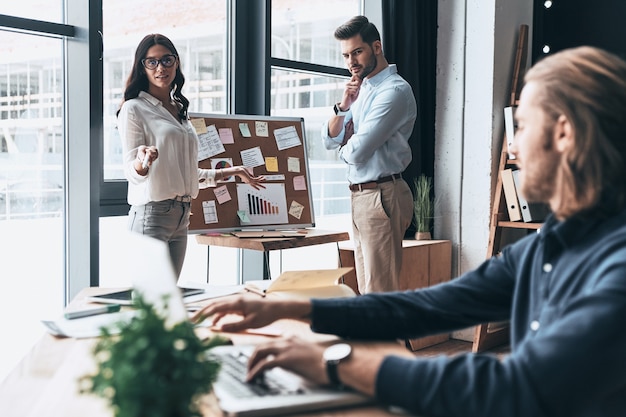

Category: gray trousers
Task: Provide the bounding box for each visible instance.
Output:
[128,199,191,278]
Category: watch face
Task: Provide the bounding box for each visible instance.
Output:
[324,343,352,361]
[334,103,346,115]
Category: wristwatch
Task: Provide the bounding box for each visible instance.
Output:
[323,343,352,387]
[333,103,349,116]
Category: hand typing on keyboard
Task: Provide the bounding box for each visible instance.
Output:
[211,349,305,398]
[246,336,329,385]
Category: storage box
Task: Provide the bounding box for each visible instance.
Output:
[338,239,452,351]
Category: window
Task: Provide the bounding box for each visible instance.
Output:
[0,22,66,382]
[271,1,358,68]
[1,1,63,23]
[270,0,364,227]
[102,0,228,181]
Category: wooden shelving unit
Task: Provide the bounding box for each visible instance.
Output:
[472,24,541,353]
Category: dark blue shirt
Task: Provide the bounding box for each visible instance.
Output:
[311,209,626,417]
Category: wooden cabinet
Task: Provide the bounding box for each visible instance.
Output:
[338,239,452,351]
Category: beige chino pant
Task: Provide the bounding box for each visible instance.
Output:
[351,178,413,293]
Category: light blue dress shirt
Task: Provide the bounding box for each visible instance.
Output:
[321,64,417,184]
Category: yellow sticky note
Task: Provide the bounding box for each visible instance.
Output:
[265,156,279,172]
[191,118,208,134]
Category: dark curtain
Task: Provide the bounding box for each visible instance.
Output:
[382,0,438,235]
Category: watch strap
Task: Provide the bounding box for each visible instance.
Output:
[333,103,348,116]
[326,359,342,387]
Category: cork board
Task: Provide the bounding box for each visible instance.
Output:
[187,113,315,234]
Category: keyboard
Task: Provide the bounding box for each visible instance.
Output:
[210,350,306,398]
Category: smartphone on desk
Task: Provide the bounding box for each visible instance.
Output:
[87,287,205,305]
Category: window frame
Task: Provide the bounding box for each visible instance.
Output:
[0,2,95,303]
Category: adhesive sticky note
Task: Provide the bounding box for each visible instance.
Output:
[287,157,300,173]
[239,123,252,137]
[218,127,235,144]
[289,200,304,219]
[237,210,251,223]
[293,175,306,190]
[213,185,232,204]
[265,156,279,172]
[255,121,269,137]
[191,118,208,134]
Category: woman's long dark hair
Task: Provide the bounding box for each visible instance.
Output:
[116,34,189,121]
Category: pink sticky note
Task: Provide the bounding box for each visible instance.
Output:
[293,175,306,191]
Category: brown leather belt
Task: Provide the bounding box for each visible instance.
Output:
[349,174,402,191]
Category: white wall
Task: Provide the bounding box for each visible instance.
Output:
[435,0,534,276]
[435,0,534,339]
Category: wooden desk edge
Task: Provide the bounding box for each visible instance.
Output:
[196,229,350,251]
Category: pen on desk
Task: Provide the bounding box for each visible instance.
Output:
[64,304,121,320]
[244,286,267,297]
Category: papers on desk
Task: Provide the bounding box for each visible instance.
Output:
[43,284,241,339]
[41,310,137,339]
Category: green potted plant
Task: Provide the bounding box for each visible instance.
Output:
[412,174,435,240]
[80,294,227,417]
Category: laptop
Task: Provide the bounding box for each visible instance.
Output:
[208,344,373,417]
[126,232,374,417]
[86,287,205,305]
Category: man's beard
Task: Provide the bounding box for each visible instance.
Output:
[356,54,377,79]
[522,124,560,203]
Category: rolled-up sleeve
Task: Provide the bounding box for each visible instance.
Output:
[321,116,350,151]
[198,168,217,189]
[118,103,149,185]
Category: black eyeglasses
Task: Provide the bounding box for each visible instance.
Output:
[141,54,177,70]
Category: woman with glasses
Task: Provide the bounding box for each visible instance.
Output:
[117,33,265,278]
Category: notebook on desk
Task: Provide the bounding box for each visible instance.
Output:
[127,232,373,417]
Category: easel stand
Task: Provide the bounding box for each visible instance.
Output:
[196,229,349,283]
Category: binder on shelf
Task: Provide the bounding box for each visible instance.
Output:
[511,169,531,222]
[511,169,550,222]
[504,106,517,159]
[527,202,550,223]
[500,168,522,222]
